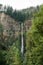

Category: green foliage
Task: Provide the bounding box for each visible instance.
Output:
[0,23,3,33]
[6,45,22,65]
[0,50,7,65]
[6,6,13,17]
[24,5,43,65]
[15,36,21,50]
[12,10,26,23]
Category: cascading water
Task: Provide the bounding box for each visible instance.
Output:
[1,13,4,24]
[21,23,24,55]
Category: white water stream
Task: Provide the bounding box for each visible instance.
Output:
[1,13,4,22]
[21,23,24,54]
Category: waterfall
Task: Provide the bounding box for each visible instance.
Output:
[1,13,4,24]
[21,23,24,55]
[1,13,3,21]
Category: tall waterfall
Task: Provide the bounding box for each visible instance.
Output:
[1,13,4,24]
[21,23,24,55]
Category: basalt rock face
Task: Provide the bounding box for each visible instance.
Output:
[24,20,32,32]
[0,13,20,39]
[0,12,32,39]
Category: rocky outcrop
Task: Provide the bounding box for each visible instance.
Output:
[0,12,20,38]
[0,12,32,39]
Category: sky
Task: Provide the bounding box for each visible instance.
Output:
[0,0,43,10]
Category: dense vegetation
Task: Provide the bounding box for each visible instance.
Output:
[24,5,43,65]
[0,4,43,65]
